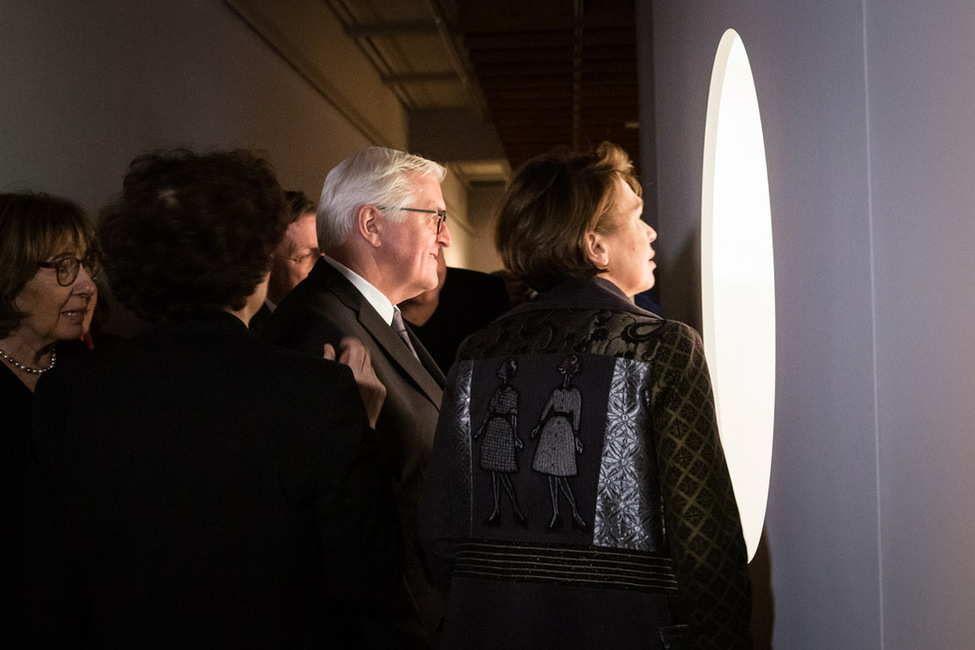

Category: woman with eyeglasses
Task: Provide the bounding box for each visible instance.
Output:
[0,191,98,644]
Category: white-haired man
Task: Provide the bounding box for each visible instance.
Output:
[262,147,451,648]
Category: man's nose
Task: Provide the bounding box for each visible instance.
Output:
[438,221,453,247]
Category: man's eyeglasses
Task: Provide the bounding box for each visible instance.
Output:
[37,254,99,287]
[377,206,447,235]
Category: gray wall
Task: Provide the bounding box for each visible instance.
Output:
[0,0,401,210]
[0,0,512,335]
[646,1,975,648]
[1,0,409,336]
[868,5,975,647]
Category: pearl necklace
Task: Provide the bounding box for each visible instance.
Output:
[0,346,57,374]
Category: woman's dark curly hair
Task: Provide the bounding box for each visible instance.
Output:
[0,192,99,337]
[98,149,289,320]
[495,142,640,293]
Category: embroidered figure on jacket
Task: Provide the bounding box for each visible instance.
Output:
[531,353,587,531]
[473,357,527,526]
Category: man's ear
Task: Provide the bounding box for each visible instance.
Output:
[586,231,609,269]
[357,205,383,248]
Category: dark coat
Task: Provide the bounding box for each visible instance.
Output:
[3,339,87,646]
[405,267,510,374]
[1,360,35,647]
[24,313,404,648]
[246,301,273,338]
[261,259,446,647]
[418,277,752,650]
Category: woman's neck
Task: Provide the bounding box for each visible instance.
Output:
[227,276,271,327]
[0,333,56,392]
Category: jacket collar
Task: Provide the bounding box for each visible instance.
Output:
[308,259,445,400]
[146,311,249,338]
[512,276,661,319]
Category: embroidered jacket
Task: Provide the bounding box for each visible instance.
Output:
[418,277,752,649]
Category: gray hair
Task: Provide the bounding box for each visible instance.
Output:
[317,147,446,250]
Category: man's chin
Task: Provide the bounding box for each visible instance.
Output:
[421,274,440,293]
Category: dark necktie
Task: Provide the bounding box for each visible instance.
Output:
[391,309,419,360]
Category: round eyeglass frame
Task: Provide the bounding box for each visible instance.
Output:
[37,255,99,287]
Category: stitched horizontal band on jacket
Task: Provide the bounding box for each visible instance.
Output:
[452,540,680,592]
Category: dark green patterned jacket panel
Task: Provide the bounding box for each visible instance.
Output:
[647,321,752,649]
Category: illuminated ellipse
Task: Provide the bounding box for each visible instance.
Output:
[701,29,775,561]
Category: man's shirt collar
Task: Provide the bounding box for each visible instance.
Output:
[324,256,395,325]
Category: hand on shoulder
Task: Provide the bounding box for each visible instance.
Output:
[324,337,386,428]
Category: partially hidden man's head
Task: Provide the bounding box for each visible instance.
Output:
[267,190,319,305]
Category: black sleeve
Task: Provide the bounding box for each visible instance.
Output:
[288,362,405,603]
[416,360,474,590]
[23,368,89,647]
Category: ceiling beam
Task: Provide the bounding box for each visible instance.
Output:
[344,21,439,38]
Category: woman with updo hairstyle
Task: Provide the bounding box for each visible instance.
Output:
[24,150,405,648]
[0,192,98,644]
[419,142,753,649]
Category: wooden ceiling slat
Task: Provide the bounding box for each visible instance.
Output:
[464,32,575,50]
[452,0,640,175]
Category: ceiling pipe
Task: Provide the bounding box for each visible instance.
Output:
[424,0,490,122]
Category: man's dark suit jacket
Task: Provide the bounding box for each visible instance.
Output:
[24,313,404,648]
[261,259,446,646]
